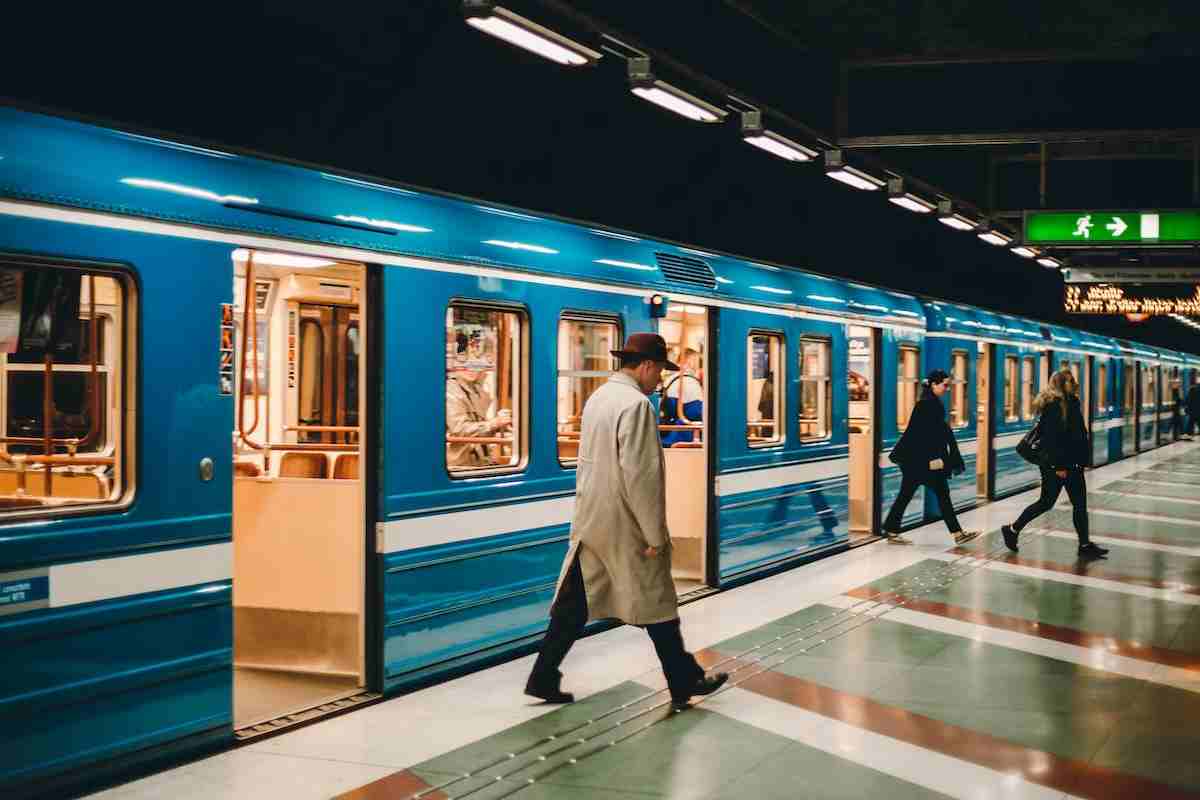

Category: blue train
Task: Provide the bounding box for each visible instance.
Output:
[1,106,1197,797]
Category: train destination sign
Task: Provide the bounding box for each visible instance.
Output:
[1064,283,1200,316]
[1027,210,1200,245]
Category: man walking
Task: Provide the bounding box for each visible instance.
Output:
[525,333,728,711]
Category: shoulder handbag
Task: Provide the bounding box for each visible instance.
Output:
[1015,414,1044,466]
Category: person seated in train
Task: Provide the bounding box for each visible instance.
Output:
[881,369,981,546]
[445,365,511,468]
[660,348,703,446]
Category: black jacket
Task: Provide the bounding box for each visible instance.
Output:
[1188,385,1200,418]
[1036,395,1090,470]
[889,392,965,475]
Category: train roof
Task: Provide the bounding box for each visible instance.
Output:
[0,106,928,326]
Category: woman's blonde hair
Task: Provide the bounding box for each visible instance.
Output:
[1033,367,1077,420]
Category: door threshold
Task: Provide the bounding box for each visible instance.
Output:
[234,690,381,743]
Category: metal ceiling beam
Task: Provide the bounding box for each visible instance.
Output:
[839,129,1200,148]
[842,49,1148,68]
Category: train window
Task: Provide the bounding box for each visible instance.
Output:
[1141,366,1157,409]
[0,265,131,515]
[1097,363,1108,410]
[1123,361,1135,414]
[297,318,325,432]
[896,345,920,431]
[747,332,784,447]
[1003,356,1018,421]
[800,338,831,441]
[1021,357,1035,420]
[557,315,620,466]
[949,351,968,429]
[445,303,526,476]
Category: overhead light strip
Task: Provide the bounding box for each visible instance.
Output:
[463,3,601,67]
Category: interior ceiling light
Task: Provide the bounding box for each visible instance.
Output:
[823,150,885,191]
[1037,255,1062,269]
[977,226,1012,246]
[232,249,336,268]
[935,200,978,231]
[628,58,726,123]
[886,179,935,213]
[739,110,818,162]
[462,1,601,67]
[1010,243,1039,258]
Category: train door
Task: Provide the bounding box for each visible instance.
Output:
[846,326,877,541]
[229,249,370,736]
[1122,358,1137,455]
[658,303,711,595]
[976,342,992,498]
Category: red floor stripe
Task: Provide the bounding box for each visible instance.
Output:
[845,587,1200,672]
[948,547,1200,595]
[702,650,1199,800]
[333,768,447,800]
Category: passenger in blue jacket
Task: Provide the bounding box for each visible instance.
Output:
[1002,368,1109,559]
[881,370,980,545]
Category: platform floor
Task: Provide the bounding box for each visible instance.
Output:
[89,441,1200,800]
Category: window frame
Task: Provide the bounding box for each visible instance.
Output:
[1097,362,1108,412]
[1020,356,1036,420]
[1003,355,1019,422]
[0,258,135,521]
[555,310,622,468]
[444,299,530,479]
[1140,363,1157,410]
[1123,360,1136,414]
[799,336,833,443]
[746,329,786,449]
[895,344,921,433]
[949,350,969,430]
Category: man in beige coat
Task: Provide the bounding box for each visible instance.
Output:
[525,333,728,711]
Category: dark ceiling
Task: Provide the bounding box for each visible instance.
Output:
[4,0,1200,351]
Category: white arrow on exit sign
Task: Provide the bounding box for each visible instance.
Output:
[1106,216,1128,237]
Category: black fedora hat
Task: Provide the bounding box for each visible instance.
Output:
[611,332,679,371]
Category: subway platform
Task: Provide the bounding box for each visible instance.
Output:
[90,442,1200,800]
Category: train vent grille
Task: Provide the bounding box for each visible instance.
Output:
[655,252,717,290]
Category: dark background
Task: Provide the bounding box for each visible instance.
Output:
[5,0,1200,351]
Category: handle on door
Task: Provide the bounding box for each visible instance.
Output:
[198,457,214,482]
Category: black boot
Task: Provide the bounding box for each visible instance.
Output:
[1078,542,1109,559]
[525,669,574,704]
[1001,524,1019,553]
[670,672,729,711]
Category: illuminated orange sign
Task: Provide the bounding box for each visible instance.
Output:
[1064,284,1200,316]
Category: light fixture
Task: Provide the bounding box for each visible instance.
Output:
[462,1,600,67]
[1009,242,1039,258]
[232,249,336,268]
[739,111,818,162]
[628,58,726,123]
[334,214,431,233]
[886,179,935,213]
[976,226,1012,246]
[935,200,978,231]
[1037,255,1062,269]
[121,177,257,205]
[823,151,885,191]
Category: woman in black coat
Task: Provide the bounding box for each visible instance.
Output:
[882,370,980,545]
[1002,368,1109,559]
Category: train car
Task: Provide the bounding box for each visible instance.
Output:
[1,105,1196,797]
[1078,331,1121,466]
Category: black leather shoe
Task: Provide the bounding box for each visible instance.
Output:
[1078,542,1109,559]
[670,672,729,711]
[525,671,574,704]
[1001,525,1019,553]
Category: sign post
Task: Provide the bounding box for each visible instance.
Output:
[1026,210,1200,245]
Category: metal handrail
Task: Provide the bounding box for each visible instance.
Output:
[236,252,265,452]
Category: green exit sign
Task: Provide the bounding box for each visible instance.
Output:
[1025,210,1200,245]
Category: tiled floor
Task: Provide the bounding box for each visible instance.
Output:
[88,442,1200,800]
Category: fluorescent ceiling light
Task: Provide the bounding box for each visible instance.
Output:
[743,131,818,162]
[826,166,884,191]
[464,4,600,67]
[232,249,336,268]
[938,214,976,231]
[1037,256,1062,268]
[485,239,558,254]
[977,229,1012,246]
[632,83,724,123]
[595,258,655,271]
[335,214,431,233]
[1010,245,1038,258]
[121,177,257,205]
[889,195,935,213]
[752,285,793,295]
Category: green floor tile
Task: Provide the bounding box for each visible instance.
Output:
[410,768,532,800]
[1090,728,1200,791]
[1041,510,1200,546]
[1088,491,1200,522]
[1003,530,1200,587]
[702,740,953,800]
[1130,469,1200,486]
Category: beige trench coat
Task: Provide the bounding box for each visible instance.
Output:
[554,372,678,625]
